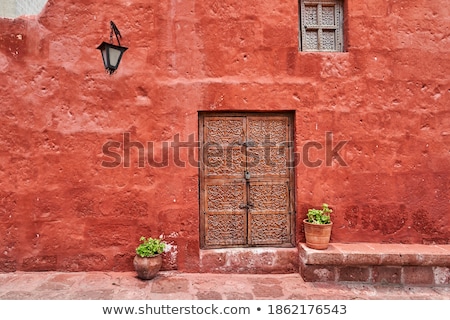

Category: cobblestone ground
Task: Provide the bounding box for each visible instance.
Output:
[0,271,449,300]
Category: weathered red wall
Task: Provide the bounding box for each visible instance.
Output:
[0,0,448,272]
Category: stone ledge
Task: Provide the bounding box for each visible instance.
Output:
[300,243,450,266]
[199,247,298,274]
[299,243,450,284]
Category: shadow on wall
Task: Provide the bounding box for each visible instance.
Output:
[0,0,47,19]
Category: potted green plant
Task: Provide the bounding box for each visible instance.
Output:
[303,203,333,250]
[133,236,165,280]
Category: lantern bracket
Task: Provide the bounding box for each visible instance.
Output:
[110,21,122,46]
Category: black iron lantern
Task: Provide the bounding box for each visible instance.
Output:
[97,21,128,75]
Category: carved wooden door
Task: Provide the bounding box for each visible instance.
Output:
[199,112,295,248]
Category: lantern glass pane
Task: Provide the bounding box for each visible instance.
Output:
[101,48,108,68]
[108,47,122,68]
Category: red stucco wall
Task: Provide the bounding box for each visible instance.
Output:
[0,0,449,272]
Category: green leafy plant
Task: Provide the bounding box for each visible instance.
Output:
[135,236,165,258]
[307,203,332,224]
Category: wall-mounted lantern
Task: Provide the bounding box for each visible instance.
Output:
[97,21,128,75]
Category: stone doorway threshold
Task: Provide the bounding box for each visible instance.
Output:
[199,247,299,273]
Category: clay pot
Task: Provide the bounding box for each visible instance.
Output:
[303,219,333,250]
[133,254,163,280]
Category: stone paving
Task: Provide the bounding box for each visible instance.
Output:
[0,271,449,300]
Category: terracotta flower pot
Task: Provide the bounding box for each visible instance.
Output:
[133,254,163,280]
[303,219,333,250]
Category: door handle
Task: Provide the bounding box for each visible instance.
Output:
[239,203,254,209]
[242,141,256,147]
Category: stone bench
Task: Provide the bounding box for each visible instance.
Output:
[299,243,450,285]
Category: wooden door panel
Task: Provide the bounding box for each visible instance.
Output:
[247,116,291,178]
[203,116,246,178]
[204,145,245,178]
[204,180,247,247]
[248,181,289,212]
[204,116,245,145]
[247,116,289,145]
[246,146,290,177]
[205,213,247,246]
[205,181,247,212]
[247,181,291,245]
[249,213,291,245]
[200,112,294,248]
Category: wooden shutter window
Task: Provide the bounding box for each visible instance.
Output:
[300,0,343,52]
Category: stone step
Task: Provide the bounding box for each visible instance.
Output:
[299,243,450,285]
[199,247,298,273]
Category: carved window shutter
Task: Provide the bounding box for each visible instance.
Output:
[300,0,343,52]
